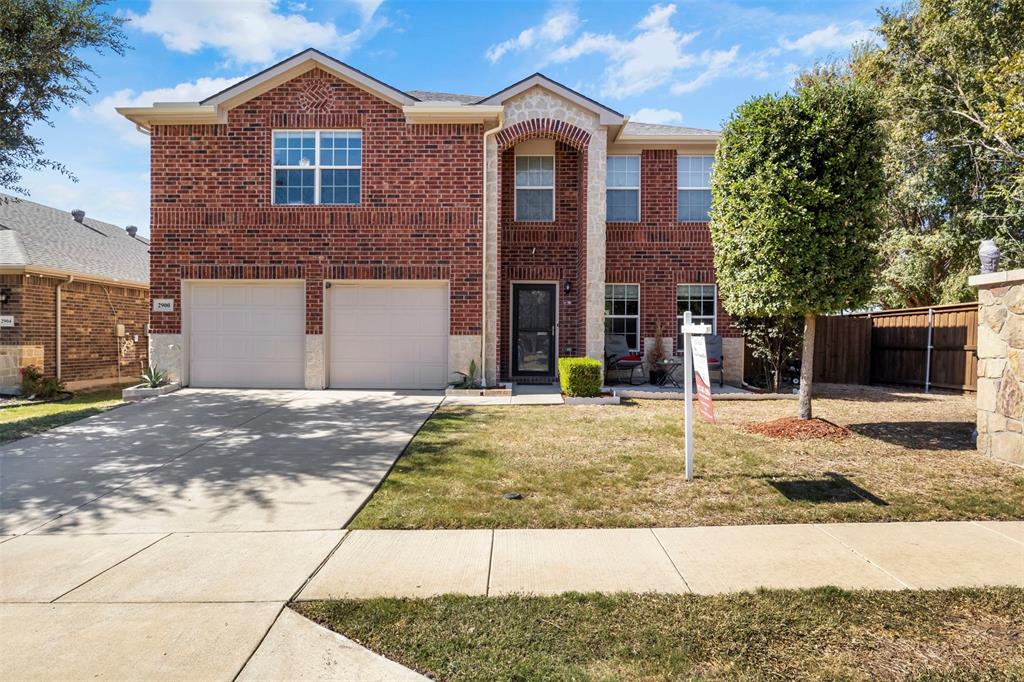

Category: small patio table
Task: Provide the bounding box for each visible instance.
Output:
[655,358,684,388]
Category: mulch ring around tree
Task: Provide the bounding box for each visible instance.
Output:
[744,416,852,441]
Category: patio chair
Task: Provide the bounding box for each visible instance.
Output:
[706,335,725,387]
[605,335,644,385]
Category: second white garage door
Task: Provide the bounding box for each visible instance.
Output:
[188,282,305,389]
[328,281,448,389]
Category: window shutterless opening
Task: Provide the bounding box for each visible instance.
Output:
[272,130,362,205]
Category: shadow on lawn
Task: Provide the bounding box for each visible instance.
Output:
[847,421,975,451]
[765,472,889,506]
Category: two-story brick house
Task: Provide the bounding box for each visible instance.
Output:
[119,48,740,390]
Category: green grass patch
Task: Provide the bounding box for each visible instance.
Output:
[351,388,1024,529]
[295,588,1024,681]
[0,386,127,443]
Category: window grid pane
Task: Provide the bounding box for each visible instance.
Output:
[676,283,716,350]
[515,156,554,188]
[607,156,640,188]
[677,155,714,189]
[274,169,315,205]
[605,284,640,351]
[515,189,554,221]
[320,169,361,205]
[607,189,639,222]
[678,189,712,221]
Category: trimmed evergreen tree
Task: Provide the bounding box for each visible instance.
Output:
[710,80,886,419]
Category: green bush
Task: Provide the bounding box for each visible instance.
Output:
[558,357,603,397]
[19,365,65,399]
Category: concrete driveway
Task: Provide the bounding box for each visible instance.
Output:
[0,388,439,680]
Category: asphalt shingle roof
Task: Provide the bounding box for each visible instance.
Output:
[407,90,482,104]
[0,194,149,285]
[621,121,719,136]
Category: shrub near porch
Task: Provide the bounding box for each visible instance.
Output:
[350,385,1024,529]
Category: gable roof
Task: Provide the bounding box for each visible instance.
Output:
[407,90,481,104]
[201,48,418,109]
[476,73,624,125]
[0,195,149,286]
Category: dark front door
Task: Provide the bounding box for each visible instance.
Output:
[512,283,557,376]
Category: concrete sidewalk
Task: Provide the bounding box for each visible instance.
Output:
[298,521,1024,599]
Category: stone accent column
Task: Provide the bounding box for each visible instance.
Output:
[969,268,1024,464]
[304,334,325,389]
[585,129,607,364]
[484,135,500,385]
[149,334,184,384]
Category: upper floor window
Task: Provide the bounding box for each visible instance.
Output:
[273,130,361,205]
[515,155,554,221]
[607,155,640,222]
[677,155,713,222]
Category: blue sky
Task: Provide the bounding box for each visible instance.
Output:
[21,0,880,235]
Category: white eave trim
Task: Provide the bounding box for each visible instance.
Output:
[116,104,223,130]
[403,105,504,124]
[0,264,148,289]
[477,74,624,126]
[614,133,722,144]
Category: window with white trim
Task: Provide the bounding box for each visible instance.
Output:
[607,155,640,222]
[677,155,713,221]
[515,155,554,221]
[676,283,716,351]
[273,130,362,205]
[605,284,640,352]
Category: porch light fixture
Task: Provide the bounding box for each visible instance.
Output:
[564,280,572,294]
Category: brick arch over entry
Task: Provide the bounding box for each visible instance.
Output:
[495,118,592,151]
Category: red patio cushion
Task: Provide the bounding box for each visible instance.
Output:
[622,354,642,361]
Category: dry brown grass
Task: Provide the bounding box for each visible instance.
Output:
[351,384,1024,529]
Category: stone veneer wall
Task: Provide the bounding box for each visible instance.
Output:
[970,268,1024,465]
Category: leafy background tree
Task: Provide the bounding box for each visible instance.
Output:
[851,0,1024,307]
[0,0,125,194]
[711,80,886,418]
[735,316,803,394]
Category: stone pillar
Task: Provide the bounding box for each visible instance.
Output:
[148,333,184,384]
[304,334,325,389]
[969,268,1024,464]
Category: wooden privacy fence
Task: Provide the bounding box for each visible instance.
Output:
[814,303,978,391]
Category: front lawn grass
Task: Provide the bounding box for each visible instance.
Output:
[295,587,1024,681]
[0,386,127,443]
[351,385,1024,528]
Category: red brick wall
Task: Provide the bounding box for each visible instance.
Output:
[148,68,483,336]
[0,274,148,384]
[497,142,585,378]
[606,149,738,347]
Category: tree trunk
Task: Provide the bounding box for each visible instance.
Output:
[798,313,815,419]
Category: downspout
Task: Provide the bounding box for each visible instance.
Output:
[480,112,505,388]
[55,276,73,381]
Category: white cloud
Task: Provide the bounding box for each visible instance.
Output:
[548,4,701,97]
[78,77,244,145]
[779,22,872,55]
[128,0,381,65]
[543,3,742,98]
[670,45,740,94]
[630,107,683,125]
[486,9,579,63]
[19,167,152,235]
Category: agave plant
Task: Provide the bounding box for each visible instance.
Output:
[140,366,169,388]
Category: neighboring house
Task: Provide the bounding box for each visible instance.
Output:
[118,48,741,390]
[0,196,150,393]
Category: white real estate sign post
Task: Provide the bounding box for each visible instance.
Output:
[680,311,712,481]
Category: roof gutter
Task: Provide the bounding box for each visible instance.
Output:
[403,105,503,125]
[0,265,148,289]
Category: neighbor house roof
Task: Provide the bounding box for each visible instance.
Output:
[0,194,149,287]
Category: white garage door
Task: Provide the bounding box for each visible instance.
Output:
[189,282,305,388]
[329,281,448,389]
